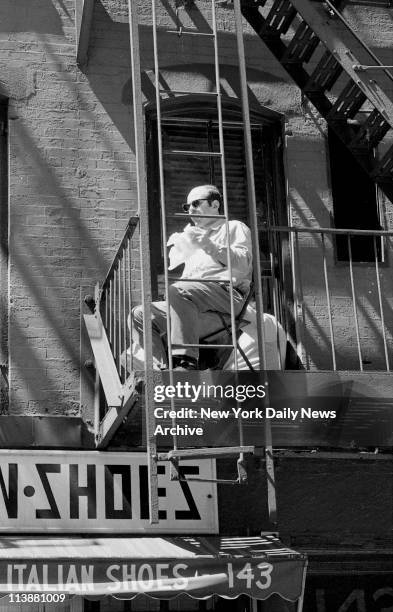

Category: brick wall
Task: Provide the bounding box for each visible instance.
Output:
[0,0,391,564]
[1,0,392,415]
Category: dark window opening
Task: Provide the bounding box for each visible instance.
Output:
[328,127,383,263]
[145,100,290,329]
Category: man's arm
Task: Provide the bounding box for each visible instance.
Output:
[205,222,252,272]
[186,221,251,277]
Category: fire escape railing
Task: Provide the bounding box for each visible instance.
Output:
[95,221,393,399]
[275,225,393,372]
[99,216,139,385]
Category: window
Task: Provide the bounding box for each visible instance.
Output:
[0,100,7,412]
[328,127,383,263]
[145,98,290,326]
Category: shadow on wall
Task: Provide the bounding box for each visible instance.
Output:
[84,0,284,149]
[0,0,64,35]
[8,120,113,412]
[13,120,109,275]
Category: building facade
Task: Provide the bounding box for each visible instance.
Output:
[0,0,392,610]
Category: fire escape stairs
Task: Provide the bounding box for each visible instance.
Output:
[240,0,393,203]
[84,290,140,450]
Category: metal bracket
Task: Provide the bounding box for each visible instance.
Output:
[166,455,250,484]
[353,64,393,72]
[158,446,254,484]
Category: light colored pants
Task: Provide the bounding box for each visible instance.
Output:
[131,281,245,365]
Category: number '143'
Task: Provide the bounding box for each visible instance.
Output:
[227,562,273,590]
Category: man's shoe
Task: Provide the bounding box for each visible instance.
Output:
[173,356,198,371]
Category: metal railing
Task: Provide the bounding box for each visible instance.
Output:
[273,225,393,372]
[324,0,393,84]
[99,217,139,384]
[97,221,393,388]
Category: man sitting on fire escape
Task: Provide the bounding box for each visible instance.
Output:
[131,184,253,371]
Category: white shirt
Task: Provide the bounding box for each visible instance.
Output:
[179,219,253,294]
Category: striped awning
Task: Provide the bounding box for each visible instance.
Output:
[0,534,306,600]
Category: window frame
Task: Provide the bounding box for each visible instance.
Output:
[327,126,386,266]
[144,95,294,336]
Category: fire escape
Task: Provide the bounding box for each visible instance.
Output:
[241,0,393,201]
[82,0,393,536]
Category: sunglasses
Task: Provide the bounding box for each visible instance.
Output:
[182,198,211,212]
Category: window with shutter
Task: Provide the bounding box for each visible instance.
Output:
[146,100,291,329]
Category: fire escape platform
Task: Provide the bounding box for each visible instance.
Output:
[96,370,393,450]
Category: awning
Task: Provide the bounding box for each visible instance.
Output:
[0,535,306,600]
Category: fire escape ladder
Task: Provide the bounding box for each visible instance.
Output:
[133,0,277,529]
[240,0,393,202]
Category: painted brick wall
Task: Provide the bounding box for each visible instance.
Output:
[2,0,138,417]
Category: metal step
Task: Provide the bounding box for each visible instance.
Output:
[159,89,218,97]
[304,52,342,93]
[168,277,231,283]
[260,0,297,37]
[349,110,390,150]
[282,22,319,65]
[168,213,227,219]
[171,342,235,349]
[327,81,367,122]
[163,149,223,157]
[166,30,214,37]
[157,446,255,461]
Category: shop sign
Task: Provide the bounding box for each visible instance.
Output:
[2,557,302,597]
[0,451,218,533]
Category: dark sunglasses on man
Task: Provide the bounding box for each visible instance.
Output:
[182,198,212,213]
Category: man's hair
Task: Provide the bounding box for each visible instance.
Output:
[204,185,223,213]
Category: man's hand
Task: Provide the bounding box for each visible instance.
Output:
[183,225,226,265]
[183,226,212,248]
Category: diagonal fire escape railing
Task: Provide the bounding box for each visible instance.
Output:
[241,0,393,202]
[84,218,142,450]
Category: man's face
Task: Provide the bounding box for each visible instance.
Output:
[186,187,219,227]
